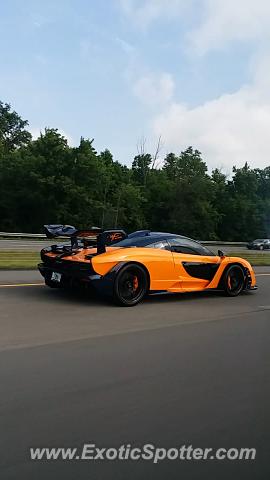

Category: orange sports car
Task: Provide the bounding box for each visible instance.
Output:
[38,226,257,306]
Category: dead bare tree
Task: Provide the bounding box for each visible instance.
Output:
[114,188,123,228]
[134,135,164,186]
[136,136,147,159]
[151,135,163,169]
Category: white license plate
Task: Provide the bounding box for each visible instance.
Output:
[51,272,62,282]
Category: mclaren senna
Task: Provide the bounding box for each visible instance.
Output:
[38,225,257,306]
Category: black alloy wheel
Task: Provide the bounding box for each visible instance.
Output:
[222,265,245,297]
[113,263,148,306]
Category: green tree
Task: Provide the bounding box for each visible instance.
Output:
[163,152,177,179]
[132,153,152,186]
[1,100,270,241]
[224,164,265,240]
[0,101,31,152]
[161,148,218,239]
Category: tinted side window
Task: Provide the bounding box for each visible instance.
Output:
[145,240,170,250]
[168,237,214,256]
[113,237,152,247]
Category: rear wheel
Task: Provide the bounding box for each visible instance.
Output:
[113,263,148,306]
[222,265,245,297]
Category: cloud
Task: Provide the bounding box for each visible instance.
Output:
[190,0,270,55]
[153,62,270,172]
[120,0,270,171]
[115,37,136,55]
[31,13,49,29]
[122,1,270,170]
[118,0,190,28]
[119,0,270,52]
[133,72,175,107]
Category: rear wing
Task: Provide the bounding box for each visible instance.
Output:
[44,224,102,239]
[96,230,127,254]
[43,224,127,254]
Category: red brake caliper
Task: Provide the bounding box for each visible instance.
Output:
[133,276,139,290]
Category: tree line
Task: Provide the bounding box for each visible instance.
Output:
[0,101,269,241]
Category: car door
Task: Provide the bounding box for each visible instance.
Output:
[168,237,221,291]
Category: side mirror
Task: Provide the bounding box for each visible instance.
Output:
[218,249,225,257]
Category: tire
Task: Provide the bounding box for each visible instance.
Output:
[113,263,148,306]
[222,265,245,297]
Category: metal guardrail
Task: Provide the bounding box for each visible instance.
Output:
[202,241,247,246]
[0,232,248,246]
[0,232,46,238]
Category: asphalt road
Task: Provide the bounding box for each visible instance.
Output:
[0,269,270,479]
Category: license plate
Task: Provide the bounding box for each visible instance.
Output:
[51,272,62,282]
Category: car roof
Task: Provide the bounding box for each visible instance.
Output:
[128,230,189,239]
[112,230,216,255]
[129,231,191,241]
[113,231,194,248]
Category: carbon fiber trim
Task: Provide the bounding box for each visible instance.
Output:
[182,262,220,281]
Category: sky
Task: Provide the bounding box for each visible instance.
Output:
[1,0,270,172]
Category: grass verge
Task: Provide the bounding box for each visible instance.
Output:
[227,252,270,266]
[0,251,40,269]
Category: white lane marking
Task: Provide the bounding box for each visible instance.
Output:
[256,273,270,276]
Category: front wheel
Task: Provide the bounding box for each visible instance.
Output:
[113,263,148,306]
[222,265,245,297]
